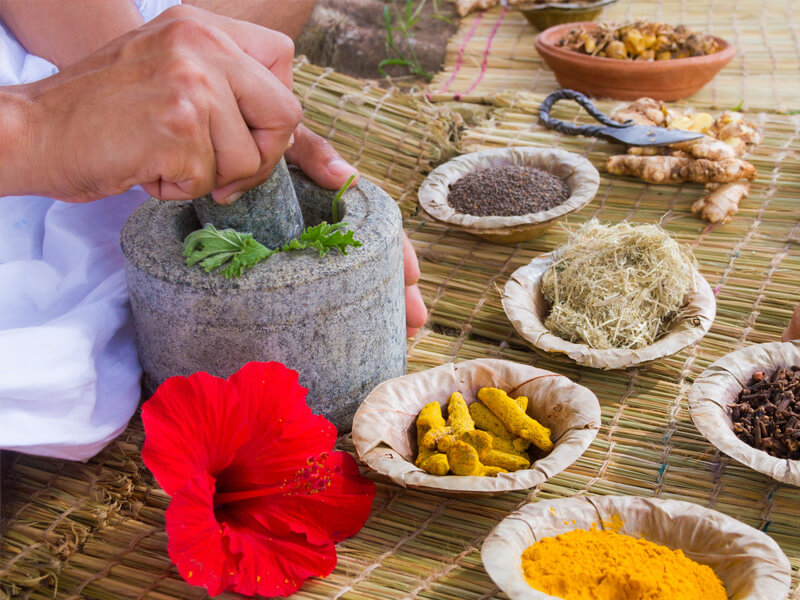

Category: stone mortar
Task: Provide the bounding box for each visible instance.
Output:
[121,167,406,432]
[192,158,304,248]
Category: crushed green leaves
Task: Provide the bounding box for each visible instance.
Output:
[183,175,362,278]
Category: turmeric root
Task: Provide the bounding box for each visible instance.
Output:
[416,452,450,476]
[459,430,530,471]
[447,392,475,436]
[469,401,531,454]
[447,440,507,477]
[433,391,475,452]
[691,181,750,224]
[415,402,450,475]
[421,426,453,451]
[606,155,756,184]
[477,388,553,451]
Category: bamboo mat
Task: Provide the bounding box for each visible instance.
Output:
[3,36,800,600]
[429,0,800,112]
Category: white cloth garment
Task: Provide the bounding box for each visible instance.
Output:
[0,0,181,460]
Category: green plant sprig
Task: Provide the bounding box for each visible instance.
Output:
[379,0,437,81]
[183,177,362,278]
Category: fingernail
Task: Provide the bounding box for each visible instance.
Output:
[287,133,295,148]
[223,191,244,205]
[329,159,355,180]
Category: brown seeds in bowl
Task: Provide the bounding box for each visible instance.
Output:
[447,165,570,217]
[730,366,800,459]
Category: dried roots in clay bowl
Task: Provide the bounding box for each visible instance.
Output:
[502,220,716,369]
[689,341,800,487]
[482,496,791,600]
[418,148,599,244]
[351,358,600,495]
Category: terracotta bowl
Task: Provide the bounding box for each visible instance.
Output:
[534,21,736,100]
[516,0,618,31]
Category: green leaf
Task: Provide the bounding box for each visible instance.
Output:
[281,222,363,257]
[383,5,394,49]
[182,224,273,277]
[332,173,357,223]
[731,100,744,112]
[378,57,411,77]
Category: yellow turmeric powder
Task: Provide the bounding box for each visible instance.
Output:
[521,527,727,600]
[478,387,553,451]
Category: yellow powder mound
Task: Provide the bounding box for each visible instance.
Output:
[521,528,727,600]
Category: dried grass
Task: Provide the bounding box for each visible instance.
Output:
[541,220,697,350]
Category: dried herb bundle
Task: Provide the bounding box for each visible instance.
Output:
[730,367,800,460]
[558,20,722,61]
[541,220,696,350]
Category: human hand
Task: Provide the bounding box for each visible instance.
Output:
[782,303,800,342]
[3,4,301,204]
[284,125,427,337]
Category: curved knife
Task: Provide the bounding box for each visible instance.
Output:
[538,89,703,147]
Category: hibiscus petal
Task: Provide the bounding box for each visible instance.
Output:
[221,507,337,598]
[246,451,376,545]
[142,371,250,495]
[165,472,238,597]
[218,362,337,491]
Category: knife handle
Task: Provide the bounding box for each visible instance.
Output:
[538,89,631,138]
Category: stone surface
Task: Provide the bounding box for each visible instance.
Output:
[192,158,304,249]
[121,168,406,433]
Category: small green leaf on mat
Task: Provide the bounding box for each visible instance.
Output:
[731,100,744,112]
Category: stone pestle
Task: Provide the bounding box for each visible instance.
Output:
[191,157,304,249]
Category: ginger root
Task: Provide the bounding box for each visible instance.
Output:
[691,181,750,224]
[477,388,553,451]
[606,155,756,184]
[414,402,450,475]
[608,99,762,224]
[612,97,667,127]
[447,440,507,477]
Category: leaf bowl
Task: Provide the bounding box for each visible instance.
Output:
[482,496,791,600]
[502,251,716,370]
[351,358,600,496]
[418,148,599,245]
[688,341,800,487]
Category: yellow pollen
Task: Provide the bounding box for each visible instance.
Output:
[188,571,193,578]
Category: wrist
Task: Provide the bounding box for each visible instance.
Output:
[0,85,41,197]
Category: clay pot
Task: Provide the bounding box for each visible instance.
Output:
[535,22,736,101]
[516,0,618,31]
[121,167,406,433]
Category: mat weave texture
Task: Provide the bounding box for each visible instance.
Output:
[3,7,800,600]
[430,0,800,112]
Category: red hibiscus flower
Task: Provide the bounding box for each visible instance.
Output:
[141,362,375,597]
